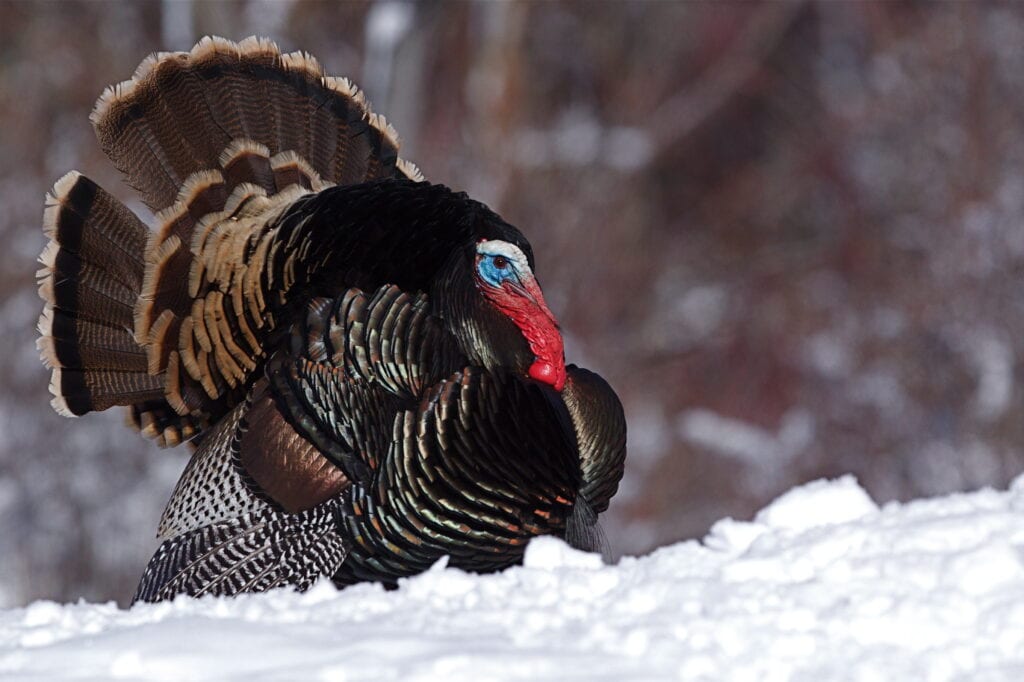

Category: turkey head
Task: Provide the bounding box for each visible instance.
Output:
[429,237,566,392]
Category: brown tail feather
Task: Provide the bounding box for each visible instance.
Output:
[37,172,158,417]
[91,36,421,213]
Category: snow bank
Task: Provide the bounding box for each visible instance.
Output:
[3,475,1024,681]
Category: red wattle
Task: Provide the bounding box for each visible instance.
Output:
[529,360,566,392]
[479,273,567,392]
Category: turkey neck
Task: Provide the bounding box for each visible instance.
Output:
[430,248,534,376]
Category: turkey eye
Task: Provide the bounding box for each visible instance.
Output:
[493,256,509,270]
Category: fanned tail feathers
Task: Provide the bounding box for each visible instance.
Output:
[38,36,423,445]
[37,172,159,418]
[91,36,422,212]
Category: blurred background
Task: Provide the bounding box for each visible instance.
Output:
[2,0,1024,606]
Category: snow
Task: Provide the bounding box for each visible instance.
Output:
[3,476,1024,681]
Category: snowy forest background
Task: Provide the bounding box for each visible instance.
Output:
[2,0,1024,606]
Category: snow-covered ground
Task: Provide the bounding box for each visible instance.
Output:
[2,476,1024,681]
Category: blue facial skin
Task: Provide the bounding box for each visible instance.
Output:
[477,254,520,288]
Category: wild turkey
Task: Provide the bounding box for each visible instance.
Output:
[36,36,626,602]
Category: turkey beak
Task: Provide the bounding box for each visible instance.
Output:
[503,277,532,303]
[503,276,558,326]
